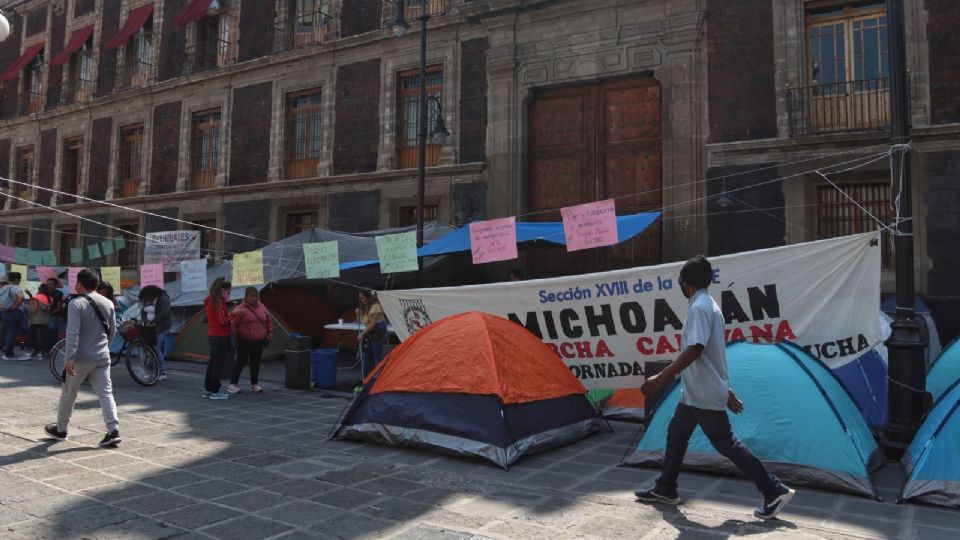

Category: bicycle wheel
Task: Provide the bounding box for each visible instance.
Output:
[124,340,161,386]
[49,339,67,382]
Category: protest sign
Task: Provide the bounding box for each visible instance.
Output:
[27,250,43,266]
[303,242,340,279]
[232,251,264,287]
[0,245,14,262]
[87,243,102,260]
[140,264,164,288]
[100,267,121,289]
[22,281,40,296]
[101,241,114,256]
[375,232,418,274]
[470,217,518,264]
[561,199,618,252]
[11,264,27,278]
[145,231,201,271]
[70,248,83,264]
[37,267,58,282]
[114,236,126,251]
[68,268,82,292]
[180,259,208,293]
[14,248,29,264]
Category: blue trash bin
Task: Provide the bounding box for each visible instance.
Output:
[311,348,338,389]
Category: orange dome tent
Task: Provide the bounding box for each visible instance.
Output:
[332,311,607,468]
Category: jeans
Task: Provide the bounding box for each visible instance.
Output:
[204,336,229,393]
[360,322,387,378]
[657,402,779,499]
[154,331,168,376]
[57,360,118,433]
[1,309,24,356]
[28,324,49,354]
[232,337,264,385]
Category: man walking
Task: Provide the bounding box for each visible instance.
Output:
[44,269,121,447]
[635,255,795,520]
[1,271,25,360]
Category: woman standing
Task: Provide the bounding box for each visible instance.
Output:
[356,289,387,378]
[203,277,233,400]
[26,283,51,359]
[139,285,172,381]
[227,288,273,394]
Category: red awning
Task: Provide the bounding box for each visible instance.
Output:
[50,25,94,67]
[105,4,155,49]
[174,0,216,27]
[0,43,44,82]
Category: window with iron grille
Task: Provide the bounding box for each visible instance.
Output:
[398,205,438,227]
[118,124,144,198]
[58,229,78,267]
[276,0,330,50]
[191,11,230,73]
[189,219,218,264]
[122,20,153,88]
[12,231,29,248]
[21,53,43,115]
[191,109,221,190]
[116,224,141,268]
[285,88,322,179]
[67,38,95,103]
[396,65,442,169]
[13,146,34,209]
[816,183,892,268]
[285,211,318,237]
[61,137,83,198]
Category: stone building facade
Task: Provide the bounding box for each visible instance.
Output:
[0,0,957,339]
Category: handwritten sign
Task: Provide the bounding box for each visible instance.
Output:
[232,251,264,287]
[87,243,102,260]
[561,199,619,252]
[100,267,121,289]
[11,264,28,279]
[68,268,82,293]
[101,241,114,256]
[41,251,56,266]
[0,244,14,262]
[469,217,518,264]
[14,247,29,264]
[37,267,58,282]
[375,231,419,274]
[145,231,201,271]
[70,248,83,264]
[303,242,340,279]
[139,264,164,289]
[180,259,208,293]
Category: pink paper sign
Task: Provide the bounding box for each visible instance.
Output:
[0,244,14,263]
[469,217,518,264]
[561,199,618,252]
[37,266,58,283]
[68,268,82,293]
[140,264,164,289]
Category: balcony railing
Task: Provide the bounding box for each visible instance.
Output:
[118,59,153,90]
[119,178,140,198]
[381,0,449,25]
[787,78,891,136]
[64,77,95,105]
[17,90,44,116]
[180,38,231,75]
[274,11,331,52]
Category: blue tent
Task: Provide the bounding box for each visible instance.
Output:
[827,313,891,427]
[899,379,960,507]
[623,341,882,497]
[926,338,960,403]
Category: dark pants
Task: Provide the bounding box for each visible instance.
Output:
[232,337,264,385]
[657,402,779,499]
[28,324,48,354]
[1,309,24,356]
[360,325,386,378]
[204,336,230,393]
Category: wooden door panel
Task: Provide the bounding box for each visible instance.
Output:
[529,156,586,210]
[603,148,662,208]
[603,84,662,142]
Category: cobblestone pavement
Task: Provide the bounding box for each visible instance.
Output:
[2,358,959,539]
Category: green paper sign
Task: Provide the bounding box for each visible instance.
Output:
[27,250,44,266]
[87,243,102,260]
[41,251,57,266]
[101,241,114,256]
[114,236,126,250]
[303,241,340,279]
[22,281,41,295]
[70,248,84,264]
[14,247,29,263]
[375,231,419,274]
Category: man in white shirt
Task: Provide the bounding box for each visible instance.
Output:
[0,271,25,360]
[635,255,795,520]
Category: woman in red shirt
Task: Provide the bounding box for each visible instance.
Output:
[203,277,233,399]
[227,287,273,394]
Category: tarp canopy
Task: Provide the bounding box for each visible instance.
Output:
[105,4,154,49]
[927,338,960,403]
[50,25,94,67]
[165,222,455,307]
[0,43,43,82]
[623,341,883,497]
[168,304,291,362]
[900,379,960,507]
[332,311,606,468]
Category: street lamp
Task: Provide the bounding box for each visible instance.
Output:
[391,0,450,247]
[0,10,12,42]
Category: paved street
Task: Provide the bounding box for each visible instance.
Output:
[1,357,959,540]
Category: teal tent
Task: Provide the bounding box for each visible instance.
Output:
[926,338,960,402]
[899,379,960,508]
[623,341,882,497]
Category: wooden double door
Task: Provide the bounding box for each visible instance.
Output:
[527,76,663,278]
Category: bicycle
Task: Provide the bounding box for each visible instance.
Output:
[49,322,161,386]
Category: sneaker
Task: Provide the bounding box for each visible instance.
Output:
[226,384,241,394]
[635,487,681,505]
[158,374,167,381]
[99,430,122,447]
[43,424,67,441]
[250,384,263,393]
[754,484,796,520]
[208,392,231,400]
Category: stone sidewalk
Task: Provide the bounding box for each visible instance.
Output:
[1,358,959,539]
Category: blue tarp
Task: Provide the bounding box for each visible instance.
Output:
[900,379,960,507]
[623,341,882,497]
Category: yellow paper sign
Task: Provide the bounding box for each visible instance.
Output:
[232,251,264,287]
[10,264,27,279]
[100,267,121,288]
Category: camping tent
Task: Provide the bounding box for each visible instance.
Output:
[331,311,607,468]
[168,305,291,362]
[829,312,892,427]
[623,341,882,497]
[926,338,960,403]
[880,296,942,370]
[899,379,960,507]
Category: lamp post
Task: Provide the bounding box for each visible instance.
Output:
[0,10,12,42]
[882,0,926,457]
[391,0,450,247]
